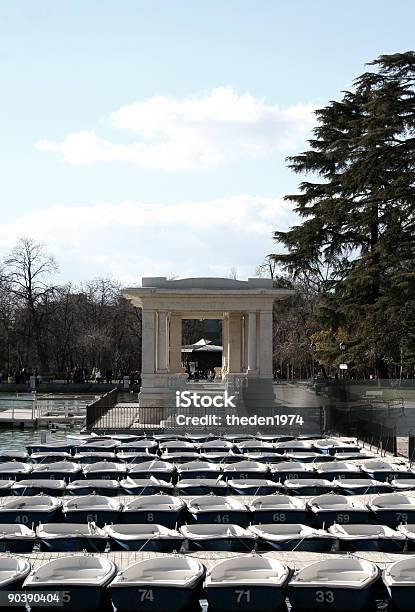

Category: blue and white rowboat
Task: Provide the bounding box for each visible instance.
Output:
[368,493,415,527]
[109,556,205,612]
[120,476,173,495]
[175,478,228,496]
[11,479,66,497]
[228,478,284,496]
[62,495,122,526]
[67,479,121,496]
[187,496,249,526]
[287,558,379,610]
[180,523,256,552]
[23,555,116,611]
[223,460,269,481]
[0,524,35,553]
[249,495,308,524]
[250,523,335,552]
[383,557,415,610]
[37,522,108,552]
[0,556,31,592]
[0,461,32,481]
[330,523,406,552]
[0,495,62,526]
[122,495,185,528]
[105,523,185,552]
[308,494,370,527]
[206,555,289,612]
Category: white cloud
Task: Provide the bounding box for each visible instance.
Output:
[0,195,296,282]
[36,87,315,171]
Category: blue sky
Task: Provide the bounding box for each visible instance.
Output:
[0,1,414,283]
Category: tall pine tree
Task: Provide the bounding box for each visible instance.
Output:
[272,52,415,378]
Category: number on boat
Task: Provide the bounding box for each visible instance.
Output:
[316,590,334,603]
[138,589,154,602]
[235,589,251,603]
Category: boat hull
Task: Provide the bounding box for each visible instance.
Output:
[38,536,108,552]
[224,471,268,480]
[0,538,35,552]
[258,536,334,552]
[252,509,308,525]
[121,510,183,529]
[312,509,370,527]
[185,536,255,552]
[178,470,221,480]
[30,471,79,483]
[373,509,415,528]
[207,585,286,611]
[287,584,377,610]
[387,585,415,610]
[63,509,120,527]
[12,485,65,496]
[121,484,172,495]
[0,509,60,526]
[337,483,391,495]
[190,510,249,527]
[285,485,334,496]
[230,484,280,496]
[336,537,405,552]
[26,585,110,611]
[110,584,201,612]
[176,484,226,496]
[129,471,174,482]
[271,471,315,482]
[68,485,120,496]
[109,537,184,552]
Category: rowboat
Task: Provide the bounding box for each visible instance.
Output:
[23,555,116,611]
[308,494,370,527]
[250,523,335,552]
[206,555,289,612]
[0,524,36,552]
[249,495,308,524]
[368,493,415,527]
[383,557,415,610]
[11,479,66,496]
[66,479,121,496]
[62,495,122,526]
[287,558,379,610]
[175,478,228,496]
[180,523,256,551]
[105,523,185,552]
[122,496,185,528]
[329,523,406,552]
[0,556,31,591]
[37,522,108,552]
[0,495,62,526]
[187,496,249,526]
[109,556,205,612]
[120,476,174,495]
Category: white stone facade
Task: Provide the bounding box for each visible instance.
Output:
[123,277,293,410]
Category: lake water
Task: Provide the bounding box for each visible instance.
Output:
[0,394,97,450]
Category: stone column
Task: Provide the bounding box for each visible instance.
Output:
[157,310,168,371]
[222,314,230,374]
[247,311,257,372]
[259,310,273,377]
[169,314,182,373]
[228,313,243,372]
[141,309,156,375]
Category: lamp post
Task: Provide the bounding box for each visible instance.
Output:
[339,342,346,380]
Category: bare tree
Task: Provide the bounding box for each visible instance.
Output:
[5,237,58,371]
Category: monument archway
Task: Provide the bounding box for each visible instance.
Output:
[123,277,293,411]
